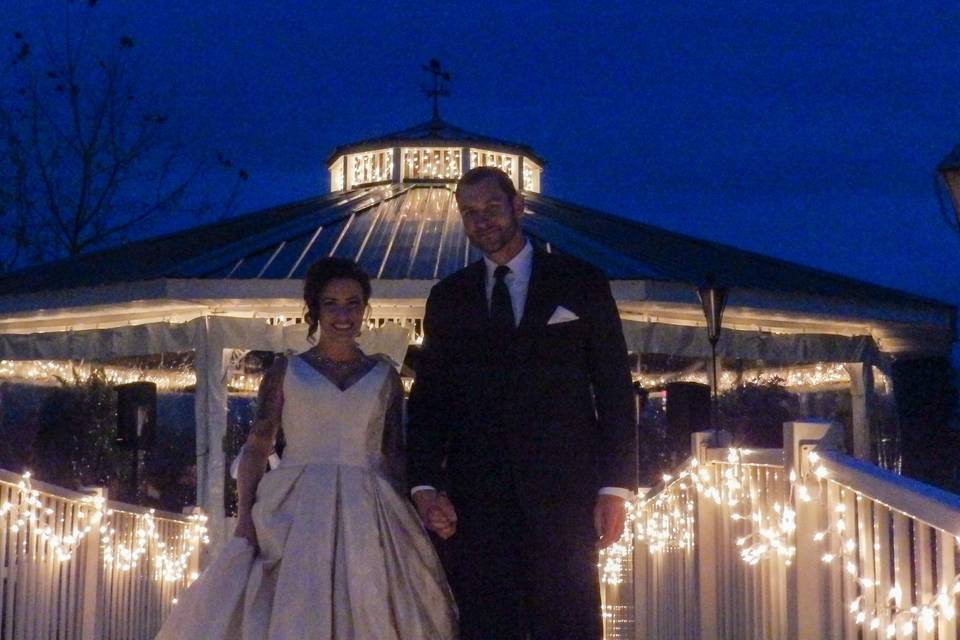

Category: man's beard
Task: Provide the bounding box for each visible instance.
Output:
[468,219,521,255]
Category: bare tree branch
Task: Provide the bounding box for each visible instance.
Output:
[0,2,248,270]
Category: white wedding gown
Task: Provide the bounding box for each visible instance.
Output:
[156,357,458,639]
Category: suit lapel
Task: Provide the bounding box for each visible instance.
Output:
[510,250,555,378]
[462,260,488,332]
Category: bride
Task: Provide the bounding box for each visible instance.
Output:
[157,258,457,639]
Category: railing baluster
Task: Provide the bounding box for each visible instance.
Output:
[872,503,894,638]
[0,484,10,638]
[915,522,934,640]
[5,484,17,640]
[634,532,647,639]
[856,495,877,640]
[893,511,914,640]
[720,481,733,638]
[842,489,859,640]
[936,529,956,640]
[21,489,36,639]
[825,481,844,638]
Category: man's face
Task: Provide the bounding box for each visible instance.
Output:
[456,177,524,257]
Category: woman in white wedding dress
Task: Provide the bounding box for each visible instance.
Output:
[156,258,458,640]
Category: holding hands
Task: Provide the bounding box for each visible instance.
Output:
[594,494,627,549]
[412,489,458,539]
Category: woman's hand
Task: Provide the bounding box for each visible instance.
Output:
[233,514,259,553]
[412,489,458,539]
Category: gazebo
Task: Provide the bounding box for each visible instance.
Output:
[0,115,954,545]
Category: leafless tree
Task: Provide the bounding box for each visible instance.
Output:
[0,3,247,270]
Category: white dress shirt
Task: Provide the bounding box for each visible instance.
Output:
[482,239,533,326]
[412,238,634,502]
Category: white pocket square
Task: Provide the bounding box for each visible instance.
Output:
[547,305,580,325]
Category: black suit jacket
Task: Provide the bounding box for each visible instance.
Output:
[407,248,637,523]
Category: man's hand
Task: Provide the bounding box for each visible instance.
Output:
[594,494,627,549]
[412,489,458,539]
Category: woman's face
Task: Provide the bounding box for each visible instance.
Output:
[316,277,366,342]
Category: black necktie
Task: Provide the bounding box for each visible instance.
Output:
[490,265,515,334]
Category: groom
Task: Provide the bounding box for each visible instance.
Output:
[407,166,637,640]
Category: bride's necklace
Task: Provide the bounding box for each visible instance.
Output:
[319,356,361,370]
[311,348,362,370]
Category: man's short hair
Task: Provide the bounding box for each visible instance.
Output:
[456,166,517,200]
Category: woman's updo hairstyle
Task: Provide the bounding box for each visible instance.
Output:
[303,257,372,342]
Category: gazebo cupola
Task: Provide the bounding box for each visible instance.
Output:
[326,116,545,194]
[328,60,544,193]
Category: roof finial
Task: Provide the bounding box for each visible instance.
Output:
[420,59,451,121]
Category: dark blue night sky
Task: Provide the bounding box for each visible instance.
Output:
[5,1,960,315]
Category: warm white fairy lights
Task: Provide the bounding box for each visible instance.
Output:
[350,149,393,187]
[0,471,104,562]
[0,358,266,394]
[0,359,196,392]
[605,445,960,637]
[404,147,461,180]
[0,471,207,585]
[470,149,515,181]
[804,452,960,637]
[101,507,208,582]
[633,362,853,393]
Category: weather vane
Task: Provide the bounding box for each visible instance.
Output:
[421,59,451,120]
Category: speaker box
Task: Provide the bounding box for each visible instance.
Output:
[115,381,157,449]
[666,381,711,437]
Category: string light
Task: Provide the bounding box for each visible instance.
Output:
[404,148,461,180]
[0,471,207,585]
[633,362,855,393]
[351,149,393,186]
[0,359,197,392]
[0,358,267,394]
[605,443,960,639]
[804,453,960,636]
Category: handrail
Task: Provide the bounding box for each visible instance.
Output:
[0,466,93,502]
[816,448,960,536]
[106,498,199,523]
[637,455,694,503]
[703,446,783,467]
[0,466,195,524]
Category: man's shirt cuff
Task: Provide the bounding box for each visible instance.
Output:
[599,486,635,501]
[410,485,436,497]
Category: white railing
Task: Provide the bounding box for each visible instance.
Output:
[601,421,960,640]
[0,469,206,640]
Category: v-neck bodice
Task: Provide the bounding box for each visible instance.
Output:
[279,356,392,469]
[297,354,381,392]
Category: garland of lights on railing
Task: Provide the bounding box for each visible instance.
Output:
[804,452,960,638]
[601,447,960,638]
[0,472,208,585]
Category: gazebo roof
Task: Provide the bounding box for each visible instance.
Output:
[0,183,950,313]
[326,117,545,167]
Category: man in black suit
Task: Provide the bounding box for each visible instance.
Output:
[407,166,637,640]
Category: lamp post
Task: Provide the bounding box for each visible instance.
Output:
[936,145,960,233]
[698,285,729,428]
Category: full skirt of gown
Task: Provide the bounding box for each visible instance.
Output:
[155,358,458,639]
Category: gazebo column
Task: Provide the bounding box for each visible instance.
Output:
[193,317,231,550]
[845,363,874,461]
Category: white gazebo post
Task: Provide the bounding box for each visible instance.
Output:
[193,316,231,550]
[844,363,874,461]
